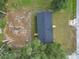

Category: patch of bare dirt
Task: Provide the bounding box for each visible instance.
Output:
[4,9,32,48]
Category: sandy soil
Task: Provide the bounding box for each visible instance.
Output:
[4,9,32,48]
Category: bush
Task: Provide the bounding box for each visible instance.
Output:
[0,18,6,29]
[0,0,7,11]
[50,0,67,12]
[0,38,67,59]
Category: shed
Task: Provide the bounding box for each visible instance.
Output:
[37,11,53,43]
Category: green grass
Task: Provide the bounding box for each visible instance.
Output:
[0,18,6,29]
[68,0,76,18]
[0,18,6,45]
[53,0,76,54]
[53,10,76,54]
[0,34,3,43]
[0,0,6,45]
[7,0,52,10]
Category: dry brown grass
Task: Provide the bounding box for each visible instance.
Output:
[4,9,32,48]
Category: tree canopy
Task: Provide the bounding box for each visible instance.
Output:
[50,0,67,11]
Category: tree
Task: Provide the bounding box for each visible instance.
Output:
[0,0,7,11]
[0,38,67,59]
[50,0,67,11]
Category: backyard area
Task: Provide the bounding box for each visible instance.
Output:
[0,0,76,59]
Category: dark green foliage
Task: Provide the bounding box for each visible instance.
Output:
[0,0,7,11]
[0,38,67,59]
[50,0,67,11]
[0,18,6,29]
[0,0,7,28]
[71,0,76,18]
[30,38,67,59]
[0,44,16,59]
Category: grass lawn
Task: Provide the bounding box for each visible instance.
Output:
[68,0,76,18]
[53,10,76,54]
[0,18,6,44]
[53,0,76,54]
[7,0,52,10]
[0,34,3,44]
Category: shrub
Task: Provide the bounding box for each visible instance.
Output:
[50,0,67,12]
[0,38,67,59]
[0,0,7,11]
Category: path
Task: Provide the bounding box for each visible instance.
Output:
[76,0,79,58]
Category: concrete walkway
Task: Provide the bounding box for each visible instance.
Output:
[77,0,79,59]
[68,53,77,59]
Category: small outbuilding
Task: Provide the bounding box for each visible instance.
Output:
[37,11,53,43]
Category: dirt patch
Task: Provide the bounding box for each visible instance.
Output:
[4,9,32,48]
